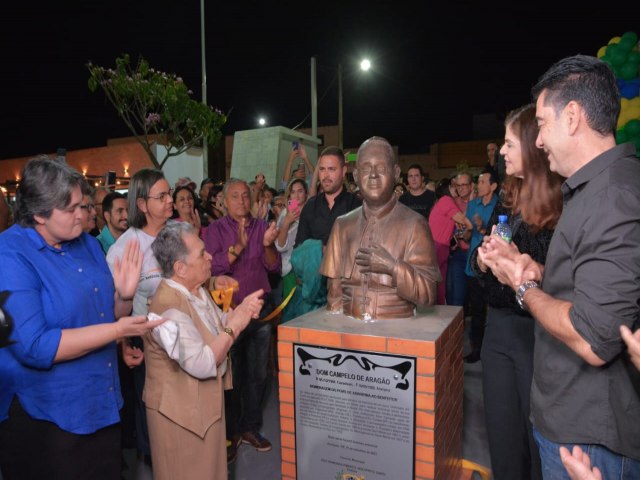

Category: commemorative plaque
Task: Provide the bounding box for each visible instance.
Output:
[294,344,416,480]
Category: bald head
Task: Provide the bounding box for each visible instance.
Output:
[354,136,400,208]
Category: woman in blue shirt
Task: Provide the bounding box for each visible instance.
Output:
[0,156,163,480]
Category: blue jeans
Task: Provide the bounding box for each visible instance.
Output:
[533,427,640,479]
[446,248,468,307]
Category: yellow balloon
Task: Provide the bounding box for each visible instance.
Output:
[609,36,621,45]
[597,46,607,58]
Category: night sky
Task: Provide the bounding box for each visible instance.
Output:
[2,1,638,159]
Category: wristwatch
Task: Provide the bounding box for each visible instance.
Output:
[228,245,238,257]
[516,280,540,311]
[223,327,235,341]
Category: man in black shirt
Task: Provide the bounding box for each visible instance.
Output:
[398,163,435,219]
[295,146,361,247]
[479,55,640,478]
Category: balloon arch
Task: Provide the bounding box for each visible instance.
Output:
[598,31,640,156]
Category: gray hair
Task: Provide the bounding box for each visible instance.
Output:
[151,221,195,278]
[222,177,249,197]
[222,178,252,208]
[128,168,165,229]
[15,155,84,227]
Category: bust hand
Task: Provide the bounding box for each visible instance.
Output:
[355,242,395,276]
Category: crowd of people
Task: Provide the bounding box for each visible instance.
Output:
[1,53,640,480]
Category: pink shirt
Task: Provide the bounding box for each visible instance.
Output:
[428,196,461,245]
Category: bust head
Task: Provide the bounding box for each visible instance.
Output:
[353,136,401,209]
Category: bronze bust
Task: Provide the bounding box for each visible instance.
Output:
[320,136,441,320]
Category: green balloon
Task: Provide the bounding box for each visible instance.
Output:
[613,65,623,78]
[611,48,628,67]
[628,51,640,65]
[624,119,640,137]
[621,31,639,45]
[620,62,639,81]
[618,37,636,53]
[617,129,629,144]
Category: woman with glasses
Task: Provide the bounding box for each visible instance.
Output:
[0,156,162,480]
[79,184,98,234]
[106,168,176,466]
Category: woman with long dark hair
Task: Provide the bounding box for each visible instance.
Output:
[471,104,563,480]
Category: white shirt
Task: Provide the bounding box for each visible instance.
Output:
[276,209,299,276]
[107,227,162,316]
[151,279,228,379]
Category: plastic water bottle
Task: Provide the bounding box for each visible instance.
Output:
[495,215,512,243]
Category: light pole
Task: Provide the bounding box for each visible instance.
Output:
[338,63,343,150]
[311,57,371,150]
[200,0,208,178]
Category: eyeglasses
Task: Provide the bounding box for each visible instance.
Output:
[79,203,95,211]
[147,189,173,202]
[274,203,286,208]
[456,183,471,188]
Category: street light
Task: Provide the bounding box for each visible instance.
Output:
[311,57,371,150]
[200,0,208,177]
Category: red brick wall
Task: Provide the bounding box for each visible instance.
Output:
[277,308,464,480]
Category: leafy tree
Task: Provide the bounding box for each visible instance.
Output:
[87,54,226,169]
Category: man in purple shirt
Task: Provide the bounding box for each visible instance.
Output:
[204,178,280,455]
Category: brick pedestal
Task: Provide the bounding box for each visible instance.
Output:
[277,305,464,480]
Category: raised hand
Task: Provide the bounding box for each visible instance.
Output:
[113,238,142,301]
[237,217,248,249]
[228,289,265,332]
[263,220,278,247]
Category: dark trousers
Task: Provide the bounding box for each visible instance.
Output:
[481,307,542,480]
[446,248,468,307]
[225,295,274,438]
[133,360,151,456]
[466,275,487,353]
[0,398,121,480]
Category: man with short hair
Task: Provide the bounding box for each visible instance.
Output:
[480,55,640,478]
[295,146,361,248]
[483,142,506,185]
[399,163,436,219]
[97,192,128,254]
[92,186,110,234]
[462,171,498,363]
[203,178,280,456]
